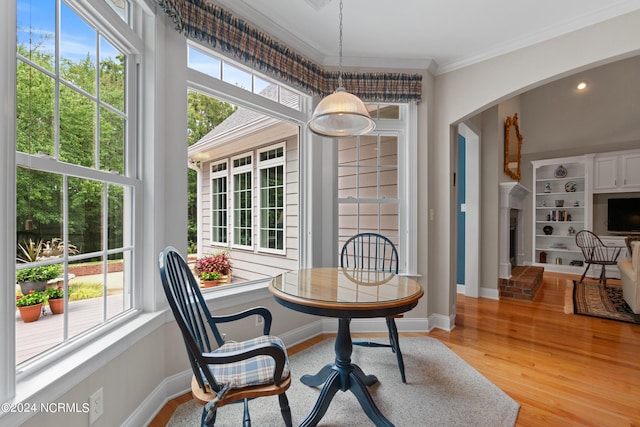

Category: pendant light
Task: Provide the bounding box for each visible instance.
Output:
[307,0,375,137]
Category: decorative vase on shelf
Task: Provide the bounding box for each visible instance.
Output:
[539,251,547,263]
[18,303,43,323]
[544,183,552,193]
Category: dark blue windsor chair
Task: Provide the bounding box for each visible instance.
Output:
[340,232,407,383]
[158,247,292,427]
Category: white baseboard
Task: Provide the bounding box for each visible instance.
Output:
[126,369,192,427]
[480,287,500,300]
[428,313,455,331]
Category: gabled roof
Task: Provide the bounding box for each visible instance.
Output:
[188,85,299,162]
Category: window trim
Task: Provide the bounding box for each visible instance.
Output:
[209,160,228,246]
[231,152,254,250]
[8,0,144,387]
[257,142,287,255]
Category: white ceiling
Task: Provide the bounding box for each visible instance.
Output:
[214,0,640,74]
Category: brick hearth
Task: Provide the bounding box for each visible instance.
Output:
[499,265,544,300]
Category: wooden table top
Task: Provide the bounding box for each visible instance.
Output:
[269,267,423,316]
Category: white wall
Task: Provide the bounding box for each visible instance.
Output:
[429,9,640,322]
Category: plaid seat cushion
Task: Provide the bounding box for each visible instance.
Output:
[205,335,290,389]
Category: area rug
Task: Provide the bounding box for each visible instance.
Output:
[573,281,640,324]
[167,337,519,427]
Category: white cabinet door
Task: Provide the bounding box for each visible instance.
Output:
[621,153,640,190]
[593,156,618,192]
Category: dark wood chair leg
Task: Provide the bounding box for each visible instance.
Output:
[279,393,292,427]
[579,263,591,284]
[243,398,250,426]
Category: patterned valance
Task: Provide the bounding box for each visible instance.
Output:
[157,0,422,102]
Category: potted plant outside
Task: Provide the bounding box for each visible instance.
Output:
[15,238,76,293]
[200,271,221,288]
[16,289,47,322]
[194,251,232,287]
[46,285,65,314]
[16,264,63,294]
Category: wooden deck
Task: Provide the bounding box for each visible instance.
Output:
[16,294,125,364]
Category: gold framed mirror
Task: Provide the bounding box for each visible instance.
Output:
[504,113,523,181]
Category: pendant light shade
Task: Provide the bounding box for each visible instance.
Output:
[307,0,375,137]
[308,87,376,137]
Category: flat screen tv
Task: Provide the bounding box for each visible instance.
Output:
[607,198,640,233]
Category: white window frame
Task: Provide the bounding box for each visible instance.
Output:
[257,142,286,255]
[231,152,253,250]
[2,0,145,401]
[209,160,229,246]
[337,103,418,275]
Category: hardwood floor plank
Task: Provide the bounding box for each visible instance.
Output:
[151,273,640,426]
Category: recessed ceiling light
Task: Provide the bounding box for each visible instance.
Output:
[577,81,588,91]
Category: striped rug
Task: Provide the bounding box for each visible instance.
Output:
[573,281,640,324]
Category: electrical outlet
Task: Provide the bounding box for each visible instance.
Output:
[256,314,264,327]
[89,387,103,425]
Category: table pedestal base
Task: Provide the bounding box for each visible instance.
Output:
[299,318,393,427]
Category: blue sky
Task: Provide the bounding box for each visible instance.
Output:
[17,0,121,64]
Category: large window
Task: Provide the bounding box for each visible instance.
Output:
[210,161,228,244]
[207,143,288,257]
[258,144,285,252]
[338,104,414,272]
[232,154,253,248]
[14,0,139,365]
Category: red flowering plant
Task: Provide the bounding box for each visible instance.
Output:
[16,289,47,307]
[194,251,232,281]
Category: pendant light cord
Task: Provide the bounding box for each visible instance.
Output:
[338,0,343,88]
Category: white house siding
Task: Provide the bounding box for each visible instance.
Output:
[200,133,299,282]
[337,134,400,260]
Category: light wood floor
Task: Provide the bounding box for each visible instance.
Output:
[150,273,640,426]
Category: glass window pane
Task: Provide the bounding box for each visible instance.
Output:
[107,184,124,250]
[60,85,95,167]
[68,257,105,335]
[68,177,103,255]
[17,0,56,73]
[378,104,400,119]
[338,137,358,166]
[223,62,251,90]
[357,203,380,231]
[99,106,125,173]
[188,46,221,79]
[104,0,130,23]
[60,2,96,95]
[234,172,252,246]
[379,136,398,167]
[359,168,378,198]
[211,176,227,244]
[16,63,55,155]
[255,78,276,100]
[338,166,357,199]
[359,136,378,167]
[100,36,125,112]
[380,168,398,199]
[16,168,63,252]
[280,87,300,110]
